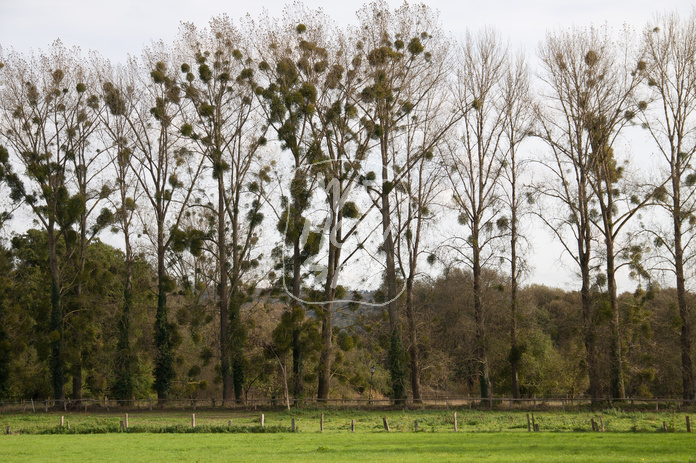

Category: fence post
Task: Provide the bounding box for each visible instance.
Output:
[6,425,10,435]
[149,398,152,411]
[531,413,536,431]
[663,421,668,432]
[260,414,265,427]
[591,419,596,432]
[414,420,419,431]
[320,413,324,432]
[291,418,296,433]
[351,419,355,432]
[453,412,458,432]
[383,417,390,432]
[526,413,531,432]
[60,416,64,428]
[599,417,604,432]
[687,416,691,433]
[191,413,196,428]
[124,413,129,429]
[45,400,48,412]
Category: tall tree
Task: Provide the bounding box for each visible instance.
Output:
[639,11,696,402]
[0,43,98,400]
[97,61,142,402]
[122,47,205,402]
[499,51,533,399]
[537,26,645,400]
[354,0,444,404]
[392,47,457,402]
[443,28,509,400]
[177,16,268,402]
[252,9,328,403]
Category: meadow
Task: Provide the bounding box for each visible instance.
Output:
[2,409,696,462]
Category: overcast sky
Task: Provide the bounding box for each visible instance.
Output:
[0,0,694,289]
[1,0,693,63]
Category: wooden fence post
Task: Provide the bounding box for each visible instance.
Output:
[663,421,668,432]
[531,413,536,431]
[66,420,70,430]
[414,420,419,431]
[6,425,10,435]
[260,414,265,427]
[291,418,296,432]
[383,417,390,432]
[534,423,539,432]
[31,398,35,412]
[44,400,48,412]
[60,416,64,428]
[591,419,596,432]
[320,413,324,432]
[124,413,129,429]
[686,416,691,433]
[351,419,355,432]
[149,398,152,411]
[454,412,458,432]
[599,417,604,432]
[526,413,531,432]
[191,413,196,428]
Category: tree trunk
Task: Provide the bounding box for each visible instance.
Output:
[606,233,625,400]
[218,176,234,403]
[48,225,65,401]
[510,226,521,399]
[405,279,422,403]
[382,166,407,404]
[674,194,695,401]
[291,239,304,403]
[154,226,173,404]
[473,236,491,400]
[317,302,333,401]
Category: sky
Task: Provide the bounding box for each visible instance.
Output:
[1,0,693,63]
[0,0,694,290]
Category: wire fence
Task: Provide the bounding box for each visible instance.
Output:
[2,396,695,413]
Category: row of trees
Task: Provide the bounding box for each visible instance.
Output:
[1,2,695,403]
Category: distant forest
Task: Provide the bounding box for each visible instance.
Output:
[1,1,695,404]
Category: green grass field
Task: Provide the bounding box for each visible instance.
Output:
[2,408,695,433]
[2,409,695,462]
[2,433,695,462]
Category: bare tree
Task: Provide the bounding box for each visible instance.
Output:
[639,11,696,402]
[96,60,144,402]
[443,28,509,400]
[537,25,646,400]
[499,51,534,399]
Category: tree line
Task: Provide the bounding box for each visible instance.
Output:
[0,2,695,404]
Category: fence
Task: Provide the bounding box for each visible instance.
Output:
[1,396,695,413]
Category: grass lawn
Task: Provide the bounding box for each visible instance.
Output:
[2,432,695,462]
[2,408,695,433]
